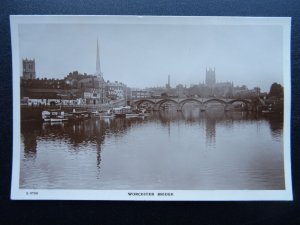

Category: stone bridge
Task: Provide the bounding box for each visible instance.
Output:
[130,97,256,111]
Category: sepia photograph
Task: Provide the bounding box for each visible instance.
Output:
[10,16,292,200]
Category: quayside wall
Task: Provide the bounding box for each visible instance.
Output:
[21,105,109,121]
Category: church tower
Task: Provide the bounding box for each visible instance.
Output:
[22,59,36,80]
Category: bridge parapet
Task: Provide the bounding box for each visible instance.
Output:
[131,97,258,111]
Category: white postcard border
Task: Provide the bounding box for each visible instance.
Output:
[10,15,293,201]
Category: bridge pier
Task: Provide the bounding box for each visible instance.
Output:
[224,104,231,112]
[152,104,160,111]
[200,104,206,112]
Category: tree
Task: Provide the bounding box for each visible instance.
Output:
[268,83,283,98]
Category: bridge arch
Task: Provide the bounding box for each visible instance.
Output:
[227,99,252,111]
[178,98,202,110]
[135,99,156,107]
[156,99,179,109]
[203,98,227,105]
[227,99,251,105]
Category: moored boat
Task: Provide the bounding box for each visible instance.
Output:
[100,109,115,119]
[65,109,92,121]
[113,106,130,118]
[113,106,148,118]
[42,109,67,122]
[91,111,101,117]
[71,112,91,120]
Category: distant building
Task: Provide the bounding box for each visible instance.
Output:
[166,75,171,89]
[205,68,216,88]
[145,87,167,98]
[21,78,79,99]
[176,84,185,97]
[131,88,152,99]
[20,40,129,105]
[22,59,36,80]
[213,82,234,97]
[84,88,101,104]
[78,76,99,89]
[202,68,233,97]
[233,86,260,98]
[105,81,126,100]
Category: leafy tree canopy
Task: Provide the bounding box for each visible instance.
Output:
[268,82,283,98]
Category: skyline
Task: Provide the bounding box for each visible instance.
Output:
[19,21,284,92]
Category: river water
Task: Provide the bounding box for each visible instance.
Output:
[20,107,285,190]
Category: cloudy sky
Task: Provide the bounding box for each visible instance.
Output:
[18,19,284,92]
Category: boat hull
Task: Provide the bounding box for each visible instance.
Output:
[115,113,126,118]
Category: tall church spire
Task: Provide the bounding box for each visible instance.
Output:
[96,39,102,78]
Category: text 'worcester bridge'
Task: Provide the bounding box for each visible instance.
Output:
[131,97,263,111]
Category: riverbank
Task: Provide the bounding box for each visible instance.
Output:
[21,100,126,121]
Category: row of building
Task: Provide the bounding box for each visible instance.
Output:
[130,68,262,99]
[21,40,263,106]
[21,69,129,105]
[21,62,262,106]
[21,40,130,105]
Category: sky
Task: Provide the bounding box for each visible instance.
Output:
[18,21,284,92]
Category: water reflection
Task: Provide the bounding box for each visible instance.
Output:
[21,110,283,162]
[20,109,284,190]
[22,129,38,159]
[204,113,216,147]
[268,115,283,140]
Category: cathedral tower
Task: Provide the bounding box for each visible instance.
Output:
[205,67,216,88]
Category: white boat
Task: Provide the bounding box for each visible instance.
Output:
[99,109,115,119]
[42,110,67,122]
[91,111,101,117]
